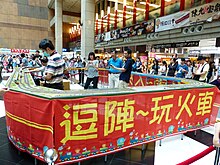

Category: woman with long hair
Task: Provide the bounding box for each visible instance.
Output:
[84,52,99,89]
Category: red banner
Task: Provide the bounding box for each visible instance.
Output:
[4,92,54,161]
[54,87,218,163]
[4,87,219,164]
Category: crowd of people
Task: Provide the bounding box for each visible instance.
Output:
[0,39,219,90]
[149,56,217,83]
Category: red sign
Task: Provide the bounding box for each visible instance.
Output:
[11,49,30,54]
[4,87,219,164]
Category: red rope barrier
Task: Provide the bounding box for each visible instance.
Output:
[176,145,215,165]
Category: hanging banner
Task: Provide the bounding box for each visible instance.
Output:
[189,1,220,24]
[54,87,217,164]
[155,11,190,32]
[120,20,155,38]
[4,92,54,162]
[4,86,219,164]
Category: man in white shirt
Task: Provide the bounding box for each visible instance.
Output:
[194,56,209,82]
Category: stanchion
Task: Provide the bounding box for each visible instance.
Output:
[214,147,220,165]
[181,134,183,140]
[104,155,108,162]
[159,140,162,146]
[194,130,197,137]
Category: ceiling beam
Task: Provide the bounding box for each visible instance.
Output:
[50,9,81,17]
[63,11,81,17]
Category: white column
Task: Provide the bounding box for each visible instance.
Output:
[55,0,63,54]
[81,0,95,59]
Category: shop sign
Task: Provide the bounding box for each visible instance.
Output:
[189,1,220,24]
[189,50,201,55]
[11,49,30,54]
[119,20,154,38]
[153,41,200,49]
[95,33,105,43]
[96,20,155,43]
[111,29,121,40]
[104,32,111,41]
[155,11,190,32]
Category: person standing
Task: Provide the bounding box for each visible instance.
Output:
[84,52,99,89]
[193,56,209,82]
[108,50,123,88]
[110,48,133,88]
[133,57,142,73]
[39,39,67,90]
[167,58,178,77]
[175,58,188,78]
[185,60,193,79]
[21,53,29,67]
[76,56,84,85]
[151,59,159,75]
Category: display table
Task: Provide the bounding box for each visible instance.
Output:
[4,68,220,164]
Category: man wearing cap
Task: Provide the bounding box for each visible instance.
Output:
[107,50,123,88]
[193,56,209,82]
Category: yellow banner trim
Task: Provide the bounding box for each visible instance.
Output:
[6,112,53,134]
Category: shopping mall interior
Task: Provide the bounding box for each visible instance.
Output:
[0,0,220,165]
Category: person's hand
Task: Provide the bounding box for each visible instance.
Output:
[0,88,8,96]
[110,64,115,69]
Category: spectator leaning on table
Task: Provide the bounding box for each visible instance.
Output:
[110,48,133,88]
[39,39,67,90]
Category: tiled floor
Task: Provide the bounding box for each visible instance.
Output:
[0,98,217,165]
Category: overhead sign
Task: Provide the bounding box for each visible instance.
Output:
[189,50,201,55]
[153,41,200,49]
[155,11,190,32]
[11,49,30,54]
[190,1,220,24]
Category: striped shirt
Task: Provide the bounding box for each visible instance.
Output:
[45,52,66,84]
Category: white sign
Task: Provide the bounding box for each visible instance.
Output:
[104,32,111,41]
[155,11,190,32]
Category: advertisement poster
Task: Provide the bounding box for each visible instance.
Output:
[189,1,220,24]
[155,11,190,32]
[119,20,155,38]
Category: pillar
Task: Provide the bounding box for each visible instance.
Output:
[160,0,165,16]
[55,0,63,54]
[180,0,185,11]
[145,0,149,21]
[81,0,95,59]
[133,0,137,24]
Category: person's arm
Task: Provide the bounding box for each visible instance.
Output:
[111,59,130,72]
[44,73,53,81]
[88,60,99,70]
